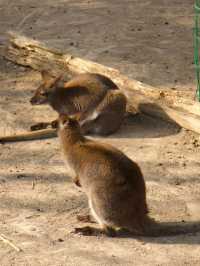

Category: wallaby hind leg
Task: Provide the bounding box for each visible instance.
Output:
[81,92,127,135]
[87,197,117,237]
[81,113,122,135]
[92,111,124,135]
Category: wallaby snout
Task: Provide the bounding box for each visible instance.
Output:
[30,96,38,105]
[30,92,49,105]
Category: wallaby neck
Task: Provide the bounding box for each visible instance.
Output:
[58,128,84,148]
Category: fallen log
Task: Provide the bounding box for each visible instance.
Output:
[2,32,200,134]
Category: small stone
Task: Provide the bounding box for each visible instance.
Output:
[159,91,165,97]
[175,180,181,186]
[17,174,25,179]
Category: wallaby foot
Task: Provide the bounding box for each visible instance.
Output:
[102,225,117,237]
[73,226,97,236]
[73,225,116,237]
[80,91,126,136]
[76,214,95,223]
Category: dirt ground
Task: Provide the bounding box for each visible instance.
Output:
[1,0,200,265]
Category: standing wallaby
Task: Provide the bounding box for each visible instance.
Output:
[58,114,200,237]
[0,71,127,143]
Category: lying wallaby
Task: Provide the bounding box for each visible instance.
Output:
[58,114,200,237]
[30,71,127,134]
[0,71,127,143]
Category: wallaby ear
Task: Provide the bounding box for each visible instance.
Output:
[41,70,54,83]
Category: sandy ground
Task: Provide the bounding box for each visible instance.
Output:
[1,1,200,265]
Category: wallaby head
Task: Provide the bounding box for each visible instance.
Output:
[59,114,80,131]
[58,114,83,143]
[30,70,64,105]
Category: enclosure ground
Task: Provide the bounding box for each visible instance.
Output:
[1,1,200,265]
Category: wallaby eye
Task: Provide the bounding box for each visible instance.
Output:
[40,91,48,96]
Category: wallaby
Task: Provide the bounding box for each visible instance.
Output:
[0,71,127,143]
[58,114,200,237]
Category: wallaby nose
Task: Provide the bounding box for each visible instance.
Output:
[30,97,36,105]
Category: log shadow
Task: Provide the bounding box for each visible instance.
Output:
[0,172,71,184]
[0,193,87,214]
[109,104,181,139]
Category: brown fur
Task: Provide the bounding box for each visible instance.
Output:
[58,114,200,237]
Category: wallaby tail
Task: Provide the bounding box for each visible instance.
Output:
[0,128,57,143]
[145,217,200,237]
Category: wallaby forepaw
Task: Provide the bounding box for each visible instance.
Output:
[30,122,49,131]
[51,120,59,129]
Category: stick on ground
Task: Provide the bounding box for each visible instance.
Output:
[0,234,22,252]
